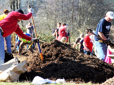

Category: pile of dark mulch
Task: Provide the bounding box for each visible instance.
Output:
[101,76,114,85]
[19,40,114,84]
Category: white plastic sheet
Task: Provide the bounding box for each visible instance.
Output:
[32,76,66,85]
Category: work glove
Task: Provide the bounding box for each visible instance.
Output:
[31,38,39,42]
[28,7,34,13]
[110,43,114,48]
[103,40,111,45]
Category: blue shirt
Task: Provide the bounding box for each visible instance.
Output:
[95,18,111,41]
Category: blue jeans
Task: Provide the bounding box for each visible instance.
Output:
[94,41,107,61]
[15,35,20,51]
[5,35,12,53]
[84,50,92,55]
[0,31,5,65]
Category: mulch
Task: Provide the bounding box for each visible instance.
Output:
[6,40,114,84]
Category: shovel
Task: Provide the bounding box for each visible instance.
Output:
[28,5,43,60]
[92,32,114,47]
[37,41,43,60]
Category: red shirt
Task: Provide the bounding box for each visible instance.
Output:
[83,35,93,52]
[57,26,68,42]
[0,11,32,41]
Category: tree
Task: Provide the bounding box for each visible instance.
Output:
[1,0,114,42]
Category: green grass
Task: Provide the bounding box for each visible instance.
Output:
[0,82,99,85]
[0,82,33,85]
[44,82,99,85]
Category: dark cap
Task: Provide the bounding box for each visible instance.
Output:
[16,9,24,14]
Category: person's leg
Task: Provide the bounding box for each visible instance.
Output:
[27,44,29,49]
[80,49,84,53]
[16,42,20,51]
[15,35,20,51]
[93,43,97,57]
[5,35,12,53]
[14,42,20,50]
[18,42,25,54]
[12,41,20,53]
[32,42,35,49]
[84,50,90,55]
[28,43,34,53]
[94,41,107,61]
[0,31,5,65]
[32,33,36,49]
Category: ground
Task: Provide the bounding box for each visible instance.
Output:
[5,40,114,84]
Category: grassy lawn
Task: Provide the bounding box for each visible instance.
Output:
[0,82,33,85]
[0,82,99,85]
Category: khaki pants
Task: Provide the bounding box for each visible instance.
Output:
[19,41,33,54]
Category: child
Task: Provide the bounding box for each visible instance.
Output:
[105,45,114,64]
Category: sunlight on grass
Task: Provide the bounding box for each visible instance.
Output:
[0,82,33,85]
[44,82,99,85]
[0,82,100,85]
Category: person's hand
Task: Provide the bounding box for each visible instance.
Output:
[31,38,39,42]
[28,7,34,13]
[110,43,114,48]
[103,40,111,45]
[86,48,90,52]
[55,29,57,32]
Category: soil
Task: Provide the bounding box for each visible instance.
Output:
[6,40,114,84]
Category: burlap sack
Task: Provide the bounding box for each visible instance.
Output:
[0,58,27,82]
[0,57,19,73]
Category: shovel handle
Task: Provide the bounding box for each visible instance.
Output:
[92,32,114,47]
[37,42,43,60]
[91,32,103,41]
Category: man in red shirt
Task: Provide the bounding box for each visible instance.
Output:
[0,8,38,65]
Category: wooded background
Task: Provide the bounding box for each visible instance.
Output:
[0,0,114,42]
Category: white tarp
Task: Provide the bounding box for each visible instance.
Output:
[32,76,66,85]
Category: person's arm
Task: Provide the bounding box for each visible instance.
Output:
[26,25,30,29]
[97,19,108,40]
[73,42,76,48]
[14,12,32,20]
[32,26,34,34]
[60,26,67,31]
[30,34,33,38]
[83,42,89,51]
[83,36,89,51]
[98,32,107,40]
[79,43,81,50]
[52,29,57,37]
[15,25,31,41]
[52,32,56,36]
